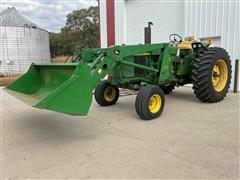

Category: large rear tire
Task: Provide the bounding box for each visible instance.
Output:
[135,85,165,120]
[94,80,119,106]
[192,47,232,102]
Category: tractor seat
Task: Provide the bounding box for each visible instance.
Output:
[177,36,196,49]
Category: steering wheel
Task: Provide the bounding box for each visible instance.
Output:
[169,34,182,44]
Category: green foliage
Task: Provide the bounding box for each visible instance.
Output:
[49,6,99,57]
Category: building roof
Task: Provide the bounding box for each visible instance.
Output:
[0,7,43,29]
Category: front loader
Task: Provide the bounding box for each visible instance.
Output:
[5,34,232,120]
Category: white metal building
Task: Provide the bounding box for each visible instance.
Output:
[0,7,50,75]
[99,0,240,90]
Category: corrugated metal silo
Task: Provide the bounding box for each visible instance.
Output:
[0,7,50,75]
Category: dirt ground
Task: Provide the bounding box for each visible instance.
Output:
[0,76,19,86]
[1,87,239,179]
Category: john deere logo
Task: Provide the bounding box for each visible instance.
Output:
[114,49,120,55]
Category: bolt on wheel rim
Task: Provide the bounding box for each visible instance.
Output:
[212,59,228,92]
[104,86,116,101]
[148,94,161,113]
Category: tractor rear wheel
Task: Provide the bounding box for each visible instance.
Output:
[192,47,231,102]
[160,83,175,94]
[94,80,119,106]
[135,85,165,120]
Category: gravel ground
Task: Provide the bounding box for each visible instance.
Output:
[1,87,239,179]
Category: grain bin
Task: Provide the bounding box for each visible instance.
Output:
[0,7,50,76]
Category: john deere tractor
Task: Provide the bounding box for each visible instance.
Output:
[5,34,231,120]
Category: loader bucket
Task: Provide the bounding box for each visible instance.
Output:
[5,63,94,115]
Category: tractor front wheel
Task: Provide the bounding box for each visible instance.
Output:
[192,47,232,102]
[94,80,119,106]
[135,85,165,120]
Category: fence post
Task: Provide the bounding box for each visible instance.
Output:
[234,59,239,93]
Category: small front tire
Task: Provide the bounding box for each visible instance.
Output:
[94,80,119,106]
[135,85,165,120]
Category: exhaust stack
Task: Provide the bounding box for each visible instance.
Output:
[144,22,153,44]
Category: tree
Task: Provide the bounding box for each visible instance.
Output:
[49,6,99,57]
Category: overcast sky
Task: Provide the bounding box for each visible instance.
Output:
[0,0,97,32]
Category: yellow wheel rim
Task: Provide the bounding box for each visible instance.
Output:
[104,86,116,102]
[148,94,161,113]
[212,59,228,92]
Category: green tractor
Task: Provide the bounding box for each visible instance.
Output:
[5,34,232,120]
